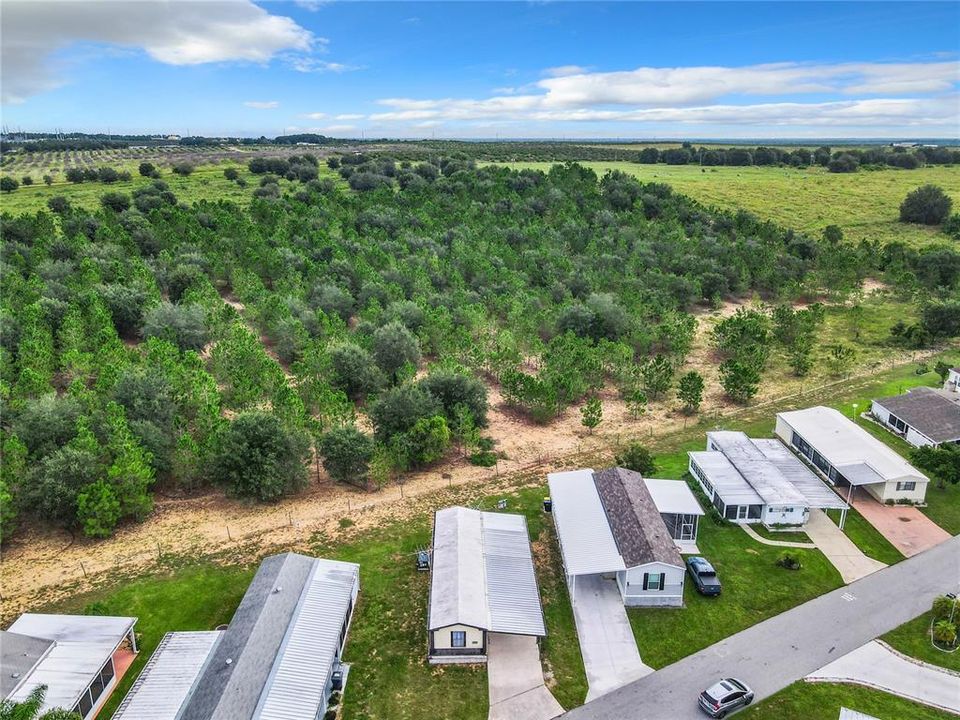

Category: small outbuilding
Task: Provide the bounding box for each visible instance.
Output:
[113,552,359,720]
[428,506,546,663]
[776,406,930,504]
[1,614,138,719]
[549,468,694,608]
[871,386,960,448]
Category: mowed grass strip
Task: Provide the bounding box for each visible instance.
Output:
[42,563,256,720]
[492,161,960,248]
[742,680,958,720]
[882,611,960,673]
[626,516,843,670]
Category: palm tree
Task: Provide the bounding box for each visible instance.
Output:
[0,685,80,720]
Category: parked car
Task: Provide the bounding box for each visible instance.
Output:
[686,556,722,596]
[698,678,754,717]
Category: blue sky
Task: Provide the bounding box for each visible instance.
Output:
[2,1,958,139]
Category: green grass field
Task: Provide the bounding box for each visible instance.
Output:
[493,161,960,248]
[883,611,960,673]
[743,681,957,720]
[627,515,843,669]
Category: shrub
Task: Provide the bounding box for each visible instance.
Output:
[615,442,655,475]
[139,162,156,177]
[932,620,957,647]
[932,594,959,619]
[21,175,33,186]
[210,412,311,501]
[223,167,240,181]
[319,425,374,488]
[828,154,859,173]
[172,162,195,176]
[142,302,209,351]
[0,176,19,193]
[100,192,131,212]
[372,321,421,381]
[776,552,802,570]
[900,184,953,225]
[329,342,382,399]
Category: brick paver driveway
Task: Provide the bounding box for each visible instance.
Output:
[852,494,951,557]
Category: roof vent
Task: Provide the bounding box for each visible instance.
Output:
[225,658,232,665]
[11,672,20,679]
[273,586,282,593]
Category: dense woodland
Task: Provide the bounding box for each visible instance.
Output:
[2,157,959,542]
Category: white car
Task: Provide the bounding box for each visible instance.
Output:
[698,678,754,718]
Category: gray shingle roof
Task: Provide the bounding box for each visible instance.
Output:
[593,468,683,568]
[874,386,960,444]
[0,631,53,698]
[177,552,358,720]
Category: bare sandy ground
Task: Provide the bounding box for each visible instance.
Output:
[0,292,936,621]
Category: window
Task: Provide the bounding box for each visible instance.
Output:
[690,460,714,497]
[888,414,908,433]
[643,573,664,591]
[896,481,917,492]
[450,631,466,648]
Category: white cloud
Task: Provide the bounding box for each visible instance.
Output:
[542,65,589,78]
[302,112,328,120]
[335,113,365,120]
[294,0,330,11]
[367,60,960,134]
[244,100,279,109]
[2,0,314,104]
[290,58,362,73]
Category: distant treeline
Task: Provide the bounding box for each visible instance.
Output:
[411,141,960,170]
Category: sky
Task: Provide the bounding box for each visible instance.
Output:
[2,1,959,140]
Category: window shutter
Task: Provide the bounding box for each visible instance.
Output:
[642,573,649,590]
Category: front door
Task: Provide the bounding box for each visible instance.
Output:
[737,505,749,521]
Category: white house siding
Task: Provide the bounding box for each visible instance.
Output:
[870,479,929,504]
[871,401,936,449]
[761,504,808,526]
[618,563,684,608]
[429,624,486,663]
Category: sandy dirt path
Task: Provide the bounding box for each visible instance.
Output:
[0,300,941,622]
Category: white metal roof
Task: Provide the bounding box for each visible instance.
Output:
[778,406,928,484]
[642,478,704,516]
[547,470,626,576]
[428,507,546,636]
[254,558,360,720]
[6,614,136,712]
[838,709,880,720]
[688,451,764,506]
[707,431,808,507]
[112,632,221,720]
[753,439,848,510]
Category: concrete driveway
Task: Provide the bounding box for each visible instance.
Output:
[570,575,652,701]
[487,633,563,720]
[852,494,951,557]
[562,535,960,720]
[804,509,887,583]
[807,640,960,714]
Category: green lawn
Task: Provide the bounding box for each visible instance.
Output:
[39,482,584,720]
[742,681,957,720]
[824,505,905,566]
[748,524,812,545]
[626,517,843,669]
[491,161,960,248]
[42,563,256,719]
[883,611,960,673]
[850,402,960,536]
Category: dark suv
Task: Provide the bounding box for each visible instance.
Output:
[686,556,722,596]
[698,678,754,717]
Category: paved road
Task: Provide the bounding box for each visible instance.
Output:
[571,575,652,701]
[807,640,960,714]
[564,534,960,720]
[487,633,563,720]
